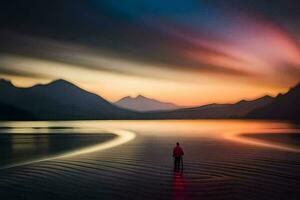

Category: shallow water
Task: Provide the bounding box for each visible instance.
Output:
[1,120,300,199]
[0,131,116,168]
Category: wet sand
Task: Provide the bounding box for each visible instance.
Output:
[1,120,300,200]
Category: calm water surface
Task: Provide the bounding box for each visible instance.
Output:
[1,120,300,200]
[1,120,299,164]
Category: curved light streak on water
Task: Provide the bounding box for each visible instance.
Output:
[225,128,300,153]
[0,128,136,169]
[58,129,136,158]
[1,120,299,170]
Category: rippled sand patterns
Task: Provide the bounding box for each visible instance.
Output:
[1,120,300,200]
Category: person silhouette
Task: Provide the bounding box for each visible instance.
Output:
[173,142,184,172]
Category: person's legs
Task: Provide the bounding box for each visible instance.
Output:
[174,157,177,171]
[174,157,180,172]
[180,156,183,172]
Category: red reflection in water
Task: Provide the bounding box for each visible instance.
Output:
[172,172,190,200]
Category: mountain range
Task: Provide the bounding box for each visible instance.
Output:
[114,95,182,111]
[0,78,299,120]
[145,95,274,119]
[248,83,300,120]
[0,79,139,120]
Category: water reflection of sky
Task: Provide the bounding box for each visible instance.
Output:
[0,120,300,169]
[0,127,119,168]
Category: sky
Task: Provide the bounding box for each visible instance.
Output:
[0,0,300,106]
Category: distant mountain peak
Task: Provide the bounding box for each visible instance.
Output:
[263,95,273,99]
[237,99,247,104]
[30,79,77,89]
[118,96,135,101]
[51,79,67,83]
[255,95,274,101]
[236,95,274,104]
[123,95,147,100]
[247,81,300,120]
[121,95,154,101]
[115,95,181,112]
[136,94,145,99]
[48,79,74,86]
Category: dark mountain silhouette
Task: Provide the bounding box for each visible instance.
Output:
[248,82,300,120]
[0,78,281,120]
[146,95,274,119]
[115,95,182,111]
[0,102,35,120]
[0,79,139,120]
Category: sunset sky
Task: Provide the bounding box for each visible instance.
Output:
[0,0,300,106]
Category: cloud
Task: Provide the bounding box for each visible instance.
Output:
[0,31,255,80]
[0,0,300,87]
[0,65,51,79]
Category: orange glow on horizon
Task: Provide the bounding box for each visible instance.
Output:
[1,74,291,107]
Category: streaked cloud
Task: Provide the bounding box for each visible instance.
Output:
[0,0,299,105]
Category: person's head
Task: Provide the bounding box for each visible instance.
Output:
[176,142,179,146]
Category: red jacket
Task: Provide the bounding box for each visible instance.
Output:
[173,146,184,157]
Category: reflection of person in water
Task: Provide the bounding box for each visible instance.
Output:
[173,142,184,172]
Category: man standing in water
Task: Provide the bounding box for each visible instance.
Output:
[173,142,184,172]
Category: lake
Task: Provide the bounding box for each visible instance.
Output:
[1,120,300,199]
